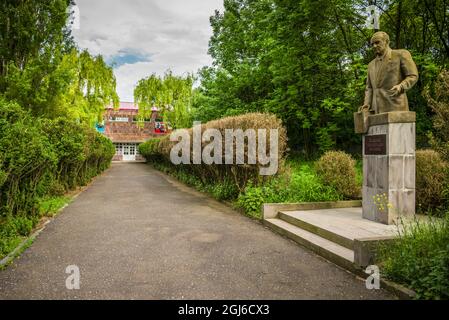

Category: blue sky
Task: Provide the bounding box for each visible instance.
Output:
[106,50,153,68]
[72,0,224,102]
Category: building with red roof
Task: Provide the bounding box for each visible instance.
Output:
[97,102,169,161]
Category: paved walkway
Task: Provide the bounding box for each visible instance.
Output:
[0,163,394,299]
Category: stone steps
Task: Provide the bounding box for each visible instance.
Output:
[278,211,354,250]
[264,218,356,272]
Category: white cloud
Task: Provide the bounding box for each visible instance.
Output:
[72,0,223,101]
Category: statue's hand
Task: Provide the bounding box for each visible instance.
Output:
[389,85,403,97]
[359,104,371,112]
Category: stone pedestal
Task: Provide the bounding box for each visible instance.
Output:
[362,112,416,225]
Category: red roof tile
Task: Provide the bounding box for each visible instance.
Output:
[106,102,139,111]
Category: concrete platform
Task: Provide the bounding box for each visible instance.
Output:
[263,206,405,272]
[264,218,356,272]
[280,207,400,245]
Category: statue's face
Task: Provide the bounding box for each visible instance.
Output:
[371,37,388,56]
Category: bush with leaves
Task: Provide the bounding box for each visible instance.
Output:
[314,151,359,199]
[425,70,449,161]
[416,149,449,214]
[139,112,288,192]
[237,163,342,218]
[0,99,57,217]
[0,98,115,258]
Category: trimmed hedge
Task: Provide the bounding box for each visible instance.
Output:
[0,98,115,218]
[140,113,288,191]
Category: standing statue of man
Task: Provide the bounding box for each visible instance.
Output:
[360,31,419,115]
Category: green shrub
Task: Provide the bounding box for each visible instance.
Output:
[209,179,240,201]
[379,214,449,300]
[139,113,288,192]
[0,220,22,259]
[0,97,114,258]
[0,107,114,218]
[237,185,265,219]
[416,149,449,214]
[139,138,165,167]
[237,164,342,218]
[425,70,449,161]
[314,151,359,199]
[11,216,35,237]
[0,215,36,259]
[0,99,57,217]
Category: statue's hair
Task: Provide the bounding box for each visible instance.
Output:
[371,31,390,44]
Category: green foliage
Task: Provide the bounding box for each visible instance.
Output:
[38,196,71,217]
[238,163,343,218]
[379,214,449,300]
[0,194,71,259]
[0,99,58,217]
[151,158,343,220]
[195,0,368,153]
[315,151,359,199]
[288,164,344,202]
[0,217,25,259]
[10,216,35,237]
[140,112,288,191]
[0,98,114,218]
[0,0,117,261]
[0,0,73,81]
[195,0,449,154]
[138,138,162,162]
[134,72,193,129]
[416,149,449,214]
[3,49,119,125]
[209,179,240,201]
[143,116,342,219]
[425,70,449,161]
[0,1,118,125]
[237,185,265,219]
[149,160,239,201]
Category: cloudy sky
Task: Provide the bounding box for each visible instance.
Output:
[72,0,224,102]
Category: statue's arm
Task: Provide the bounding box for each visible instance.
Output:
[363,70,373,110]
[399,50,419,92]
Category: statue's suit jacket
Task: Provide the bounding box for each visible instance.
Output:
[364,49,419,114]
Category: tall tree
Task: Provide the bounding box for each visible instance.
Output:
[0,0,73,79]
[196,0,449,154]
[134,72,193,129]
[0,0,118,124]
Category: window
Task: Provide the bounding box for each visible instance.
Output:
[111,117,129,122]
[115,143,123,155]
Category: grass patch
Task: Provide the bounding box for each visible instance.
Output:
[378,214,449,299]
[0,236,35,271]
[237,163,342,218]
[0,216,34,260]
[38,196,72,217]
[0,195,72,261]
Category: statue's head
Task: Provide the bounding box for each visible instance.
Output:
[370,31,390,56]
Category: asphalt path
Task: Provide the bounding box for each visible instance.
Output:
[0,163,394,299]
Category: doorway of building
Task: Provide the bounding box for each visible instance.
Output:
[115,143,139,161]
